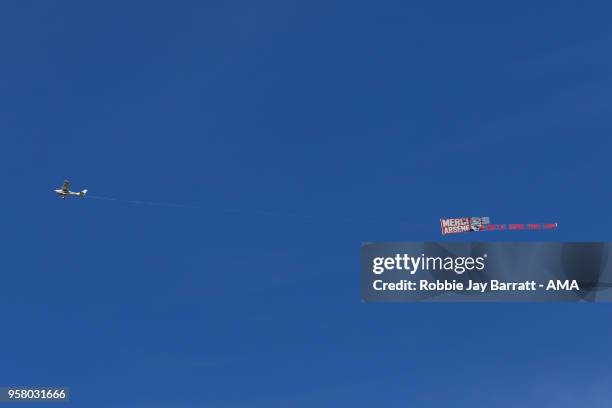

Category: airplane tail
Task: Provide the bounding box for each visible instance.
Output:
[80,189,88,197]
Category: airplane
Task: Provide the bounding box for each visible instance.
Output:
[54,180,88,199]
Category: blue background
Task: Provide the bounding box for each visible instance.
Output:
[2,1,611,406]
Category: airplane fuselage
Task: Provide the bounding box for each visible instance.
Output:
[54,180,87,199]
[54,189,86,198]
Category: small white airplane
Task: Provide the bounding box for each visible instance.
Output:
[54,180,88,199]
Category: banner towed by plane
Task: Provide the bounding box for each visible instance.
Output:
[440,217,557,235]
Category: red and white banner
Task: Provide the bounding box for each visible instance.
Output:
[440,217,556,235]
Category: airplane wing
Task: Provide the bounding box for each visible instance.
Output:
[62,180,70,192]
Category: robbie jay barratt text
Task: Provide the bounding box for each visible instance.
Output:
[372,279,580,292]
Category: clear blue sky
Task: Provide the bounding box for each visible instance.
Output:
[2,1,612,407]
